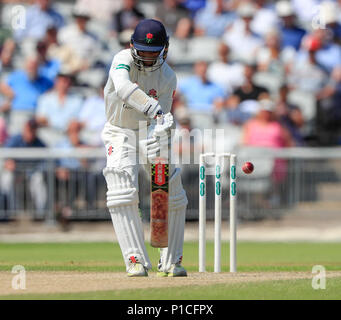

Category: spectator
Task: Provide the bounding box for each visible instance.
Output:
[173,106,201,156]
[288,35,329,93]
[251,0,279,37]
[242,99,294,148]
[315,65,341,146]
[225,63,269,124]
[111,0,145,35]
[275,84,305,146]
[178,60,225,113]
[4,118,45,148]
[241,99,294,208]
[313,28,341,74]
[0,119,47,218]
[179,0,207,18]
[319,1,341,45]
[0,3,12,44]
[223,2,263,63]
[256,29,294,79]
[36,40,60,83]
[78,82,106,146]
[36,72,83,132]
[54,121,92,230]
[55,121,88,170]
[75,0,123,23]
[194,0,236,37]
[173,14,194,39]
[0,38,16,81]
[288,34,341,146]
[170,89,188,116]
[0,38,12,114]
[257,30,280,72]
[0,89,8,121]
[0,116,8,146]
[58,6,100,70]
[207,41,244,95]
[172,106,203,181]
[0,55,53,113]
[118,29,134,49]
[45,27,87,75]
[275,0,306,51]
[291,0,319,27]
[155,0,192,39]
[14,0,65,42]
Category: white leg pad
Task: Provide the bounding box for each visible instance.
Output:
[103,167,152,270]
[159,168,188,272]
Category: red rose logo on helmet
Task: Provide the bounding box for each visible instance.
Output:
[145,33,154,43]
[131,20,169,72]
[148,89,158,98]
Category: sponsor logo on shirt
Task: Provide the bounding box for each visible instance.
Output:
[122,103,133,110]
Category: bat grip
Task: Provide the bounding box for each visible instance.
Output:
[156,110,164,125]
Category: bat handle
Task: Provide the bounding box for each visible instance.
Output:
[156,110,164,125]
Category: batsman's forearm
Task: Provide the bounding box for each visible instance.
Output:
[111,68,161,118]
[125,87,161,118]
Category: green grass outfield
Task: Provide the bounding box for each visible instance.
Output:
[1,242,341,299]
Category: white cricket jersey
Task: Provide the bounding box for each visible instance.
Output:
[104,49,177,130]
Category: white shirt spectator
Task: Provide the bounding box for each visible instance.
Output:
[207,61,245,94]
[58,24,98,65]
[75,0,122,23]
[223,19,263,63]
[291,0,320,26]
[251,6,280,36]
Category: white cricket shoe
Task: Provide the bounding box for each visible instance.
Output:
[168,263,187,277]
[127,263,148,277]
[157,263,187,277]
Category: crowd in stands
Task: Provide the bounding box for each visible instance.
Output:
[0,0,341,219]
[171,0,341,148]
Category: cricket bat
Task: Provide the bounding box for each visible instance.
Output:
[150,112,169,248]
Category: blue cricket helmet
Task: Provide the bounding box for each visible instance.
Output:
[130,19,169,71]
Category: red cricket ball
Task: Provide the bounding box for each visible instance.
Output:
[242,161,254,174]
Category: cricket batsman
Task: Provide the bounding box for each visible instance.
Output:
[102,19,188,277]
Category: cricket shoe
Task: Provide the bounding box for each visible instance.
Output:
[157,262,187,277]
[168,263,187,277]
[127,263,148,277]
[127,256,148,277]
